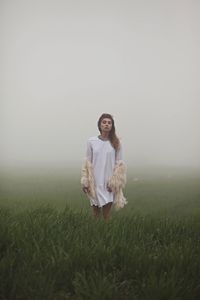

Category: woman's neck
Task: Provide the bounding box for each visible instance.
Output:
[99,132,109,140]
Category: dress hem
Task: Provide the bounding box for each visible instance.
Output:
[90,200,113,208]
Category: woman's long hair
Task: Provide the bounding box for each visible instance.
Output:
[97,113,120,150]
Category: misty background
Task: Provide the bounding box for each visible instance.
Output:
[1,0,200,173]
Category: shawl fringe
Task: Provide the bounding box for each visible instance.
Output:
[81,159,96,199]
[107,160,128,210]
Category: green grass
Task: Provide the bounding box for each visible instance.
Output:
[0,166,200,299]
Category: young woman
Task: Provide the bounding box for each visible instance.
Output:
[81,113,127,220]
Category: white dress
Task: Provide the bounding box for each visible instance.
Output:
[85,136,123,207]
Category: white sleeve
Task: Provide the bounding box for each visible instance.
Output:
[115,143,123,162]
[86,140,93,163]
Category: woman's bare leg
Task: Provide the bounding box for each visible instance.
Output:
[92,205,101,219]
[102,202,112,221]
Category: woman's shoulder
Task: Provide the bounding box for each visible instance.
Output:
[88,136,98,141]
[87,136,99,143]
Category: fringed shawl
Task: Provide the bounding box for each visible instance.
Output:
[81,159,127,210]
[107,160,127,210]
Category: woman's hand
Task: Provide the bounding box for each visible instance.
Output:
[107,184,112,192]
[82,186,90,194]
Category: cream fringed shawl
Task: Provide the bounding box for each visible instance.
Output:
[107,160,127,209]
[81,159,127,210]
[81,159,96,199]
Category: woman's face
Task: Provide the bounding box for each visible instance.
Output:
[100,118,112,133]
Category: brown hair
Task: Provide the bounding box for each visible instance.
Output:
[97,113,120,150]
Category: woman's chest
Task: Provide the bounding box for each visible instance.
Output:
[92,141,115,157]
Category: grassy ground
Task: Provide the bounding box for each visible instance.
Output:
[0,166,200,299]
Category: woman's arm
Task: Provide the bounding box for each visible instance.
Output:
[107,142,126,192]
[81,140,94,195]
[115,142,123,162]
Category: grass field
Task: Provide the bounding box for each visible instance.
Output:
[0,166,200,300]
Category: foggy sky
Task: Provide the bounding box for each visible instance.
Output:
[1,0,200,169]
